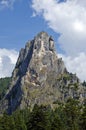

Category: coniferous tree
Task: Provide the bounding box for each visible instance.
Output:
[27,104,51,130]
[63,98,81,130]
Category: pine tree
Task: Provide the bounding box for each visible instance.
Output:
[27,104,51,130]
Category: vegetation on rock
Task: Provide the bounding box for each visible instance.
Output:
[0,77,11,100]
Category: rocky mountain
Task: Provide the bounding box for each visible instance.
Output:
[0,32,86,114]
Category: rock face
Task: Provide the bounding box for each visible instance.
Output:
[0,32,86,114]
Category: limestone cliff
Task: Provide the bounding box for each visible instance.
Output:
[0,32,86,114]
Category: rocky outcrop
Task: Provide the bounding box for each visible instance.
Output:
[0,32,86,114]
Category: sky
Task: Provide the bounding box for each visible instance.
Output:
[0,0,86,81]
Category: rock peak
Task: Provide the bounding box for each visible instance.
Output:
[0,32,67,114]
[33,31,55,53]
[0,32,85,115]
[36,31,49,39]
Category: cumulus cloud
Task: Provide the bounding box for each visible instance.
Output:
[32,0,86,55]
[32,0,86,81]
[58,53,86,81]
[0,49,18,78]
[0,0,17,9]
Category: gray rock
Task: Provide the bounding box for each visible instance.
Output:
[0,31,85,114]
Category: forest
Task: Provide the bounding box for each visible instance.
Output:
[0,98,86,130]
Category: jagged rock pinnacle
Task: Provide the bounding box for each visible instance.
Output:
[33,31,55,53]
[4,31,66,113]
[0,32,66,114]
[1,32,85,115]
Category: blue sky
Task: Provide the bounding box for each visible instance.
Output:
[0,0,60,51]
[0,0,86,81]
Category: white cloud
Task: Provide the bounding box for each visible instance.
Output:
[32,0,86,81]
[32,0,86,55]
[58,53,86,81]
[0,0,17,9]
[0,48,18,78]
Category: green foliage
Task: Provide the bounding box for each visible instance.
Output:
[0,99,85,130]
[73,83,79,90]
[12,109,27,130]
[82,81,86,86]
[0,113,16,130]
[63,98,81,130]
[79,104,86,130]
[57,73,71,81]
[27,104,51,130]
[51,108,65,130]
[0,77,11,100]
